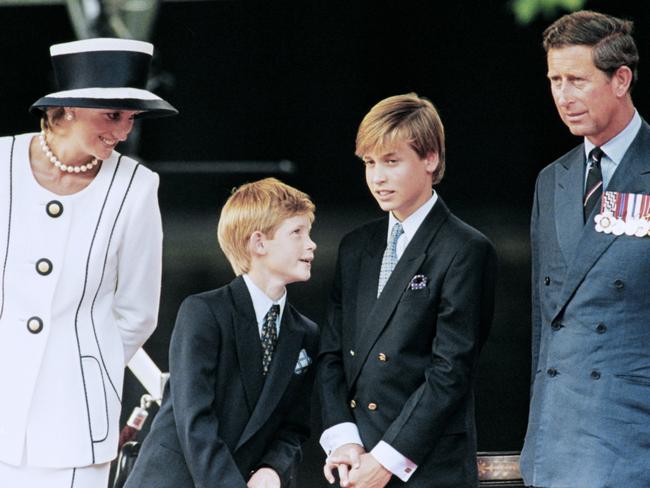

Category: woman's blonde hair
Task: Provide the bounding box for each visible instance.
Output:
[40,107,66,131]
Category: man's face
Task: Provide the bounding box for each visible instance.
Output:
[363,139,437,222]
[547,45,625,146]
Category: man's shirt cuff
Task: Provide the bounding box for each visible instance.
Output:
[319,422,364,454]
[371,441,418,482]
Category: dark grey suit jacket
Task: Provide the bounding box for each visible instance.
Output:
[125,276,318,488]
[521,120,650,488]
[317,198,496,487]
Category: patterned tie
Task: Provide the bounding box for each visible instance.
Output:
[261,304,280,376]
[584,147,604,223]
[377,223,404,297]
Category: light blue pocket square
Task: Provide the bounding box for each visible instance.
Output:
[294,349,312,374]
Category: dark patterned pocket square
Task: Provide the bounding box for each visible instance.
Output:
[408,274,429,290]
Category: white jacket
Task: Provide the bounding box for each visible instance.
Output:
[0,133,162,468]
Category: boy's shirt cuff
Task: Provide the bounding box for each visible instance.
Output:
[371,441,418,482]
[319,422,364,454]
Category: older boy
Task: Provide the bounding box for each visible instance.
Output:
[125,178,318,488]
[318,93,496,487]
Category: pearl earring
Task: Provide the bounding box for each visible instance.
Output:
[65,113,73,121]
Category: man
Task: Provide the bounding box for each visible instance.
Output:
[521,10,650,488]
[317,93,496,487]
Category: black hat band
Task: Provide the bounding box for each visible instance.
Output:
[54,51,151,90]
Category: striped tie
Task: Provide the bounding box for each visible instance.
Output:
[377,223,404,297]
[584,147,603,223]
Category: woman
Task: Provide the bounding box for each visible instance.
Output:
[0,38,177,487]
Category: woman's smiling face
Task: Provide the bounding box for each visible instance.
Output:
[66,108,141,161]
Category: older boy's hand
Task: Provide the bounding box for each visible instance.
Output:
[347,453,391,488]
[323,443,365,486]
[247,467,281,488]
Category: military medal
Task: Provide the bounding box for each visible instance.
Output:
[634,219,650,237]
[594,191,650,237]
[594,211,614,233]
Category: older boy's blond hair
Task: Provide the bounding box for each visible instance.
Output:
[356,93,446,184]
[217,177,315,275]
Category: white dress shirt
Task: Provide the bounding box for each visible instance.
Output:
[242,274,286,336]
[584,109,641,190]
[319,192,438,482]
[389,191,438,260]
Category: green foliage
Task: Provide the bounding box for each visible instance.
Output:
[511,0,588,24]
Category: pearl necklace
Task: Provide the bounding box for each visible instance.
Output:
[39,130,99,173]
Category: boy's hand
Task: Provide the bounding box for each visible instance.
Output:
[323,443,365,486]
[247,467,281,488]
[348,453,391,488]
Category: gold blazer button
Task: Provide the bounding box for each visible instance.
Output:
[378,353,387,362]
[350,399,357,409]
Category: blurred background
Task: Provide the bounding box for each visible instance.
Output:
[1,0,648,485]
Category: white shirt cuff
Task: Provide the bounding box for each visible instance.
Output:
[319,422,364,454]
[371,441,418,482]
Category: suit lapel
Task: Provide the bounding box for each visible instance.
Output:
[350,199,450,386]
[355,221,385,337]
[554,145,585,263]
[230,277,265,413]
[236,306,304,450]
[553,122,650,320]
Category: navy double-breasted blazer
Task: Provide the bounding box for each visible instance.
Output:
[317,198,496,487]
[125,276,318,487]
[521,121,650,488]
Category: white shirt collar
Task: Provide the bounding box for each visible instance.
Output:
[242,274,286,335]
[584,109,641,165]
[387,191,438,245]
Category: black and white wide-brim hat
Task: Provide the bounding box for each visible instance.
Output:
[30,38,178,118]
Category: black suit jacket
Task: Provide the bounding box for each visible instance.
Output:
[125,276,318,488]
[317,198,496,487]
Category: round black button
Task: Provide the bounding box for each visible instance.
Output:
[613,279,624,289]
[591,370,601,380]
[547,368,558,377]
[35,258,53,276]
[596,323,607,334]
[46,200,63,218]
[27,316,43,334]
[551,321,563,331]
[544,276,551,286]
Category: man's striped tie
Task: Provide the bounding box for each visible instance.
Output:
[584,147,604,223]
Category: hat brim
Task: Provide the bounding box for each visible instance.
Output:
[30,88,178,119]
